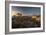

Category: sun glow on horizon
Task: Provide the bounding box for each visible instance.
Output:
[11,11,16,16]
[11,11,22,16]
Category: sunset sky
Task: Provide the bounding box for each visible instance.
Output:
[11,6,40,16]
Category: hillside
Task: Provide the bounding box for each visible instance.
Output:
[12,15,40,28]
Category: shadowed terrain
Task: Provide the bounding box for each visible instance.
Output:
[12,15,40,29]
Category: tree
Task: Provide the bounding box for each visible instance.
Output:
[16,13,22,16]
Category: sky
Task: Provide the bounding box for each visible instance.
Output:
[11,6,40,16]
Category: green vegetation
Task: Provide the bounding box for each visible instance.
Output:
[16,13,22,16]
